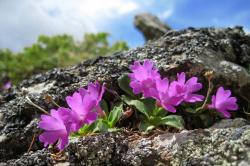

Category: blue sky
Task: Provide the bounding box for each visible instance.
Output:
[0,0,249,52]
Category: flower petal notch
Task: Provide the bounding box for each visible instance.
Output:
[66,81,105,131]
[128,59,160,97]
[150,78,183,113]
[173,72,204,103]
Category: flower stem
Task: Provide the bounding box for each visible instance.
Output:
[105,89,130,107]
[44,94,60,108]
[201,78,213,109]
[243,103,250,115]
[27,133,37,153]
[196,77,213,113]
[26,96,49,115]
[52,100,60,108]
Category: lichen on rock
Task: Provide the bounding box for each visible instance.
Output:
[0,14,250,165]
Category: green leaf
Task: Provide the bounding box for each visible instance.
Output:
[122,96,156,118]
[139,121,155,133]
[158,115,185,130]
[93,119,109,133]
[108,103,123,128]
[100,99,109,116]
[107,128,121,132]
[71,122,97,137]
[142,98,156,115]
[118,74,135,97]
[185,108,198,114]
[70,132,80,137]
[154,107,168,117]
[78,123,96,135]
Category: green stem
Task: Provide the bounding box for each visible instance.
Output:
[196,78,213,113]
[51,100,60,108]
[243,103,250,115]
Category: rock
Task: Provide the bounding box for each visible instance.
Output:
[211,118,249,129]
[3,119,250,165]
[0,26,250,164]
[134,13,171,41]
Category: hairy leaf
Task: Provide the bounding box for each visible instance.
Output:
[108,103,123,128]
[139,121,155,133]
[157,115,185,129]
[118,74,135,97]
[122,96,156,118]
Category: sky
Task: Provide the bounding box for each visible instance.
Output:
[0,0,249,52]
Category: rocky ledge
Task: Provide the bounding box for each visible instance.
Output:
[1,118,249,166]
[0,15,250,165]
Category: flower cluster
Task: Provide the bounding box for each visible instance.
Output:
[129,60,204,113]
[39,82,105,150]
[38,59,239,151]
[129,60,238,117]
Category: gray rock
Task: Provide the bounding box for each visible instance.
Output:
[3,120,250,165]
[211,118,249,129]
[134,13,171,41]
[0,26,250,165]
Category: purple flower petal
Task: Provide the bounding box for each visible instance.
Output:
[39,82,104,150]
[129,61,140,70]
[2,81,11,90]
[57,134,69,151]
[66,82,104,131]
[208,87,238,118]
[130,81,143,94]
[66,92,84,113]
[156,78,169,93]
[177,72,186,85]
[39,131,58,147]
[185,94,204,103]
[38,108,71,150]
[128,60,160,98]
[79,88,87,98]
[173,72,204,103]
[185,77,202,92]
[87,82,105,102]
[39,115,65,131]
[143,60,154,69]
[220,109,231,118]
[150,78,182,113]
[162,104,177,113]
[84,112,98,124]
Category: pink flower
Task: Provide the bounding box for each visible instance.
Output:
[39,108,72,150]
[66,82,105,131]
[208,87,238,118]
[2,81,11,90]
[172,72,204,103]
[38,82,105,150]
[129,60,160,97]
[149,78,183,113]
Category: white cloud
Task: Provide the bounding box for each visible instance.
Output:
[158,9,173,19]
[156,0,177,20]
[0,0,139,51]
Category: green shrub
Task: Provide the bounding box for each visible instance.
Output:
[0,32,129,85]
